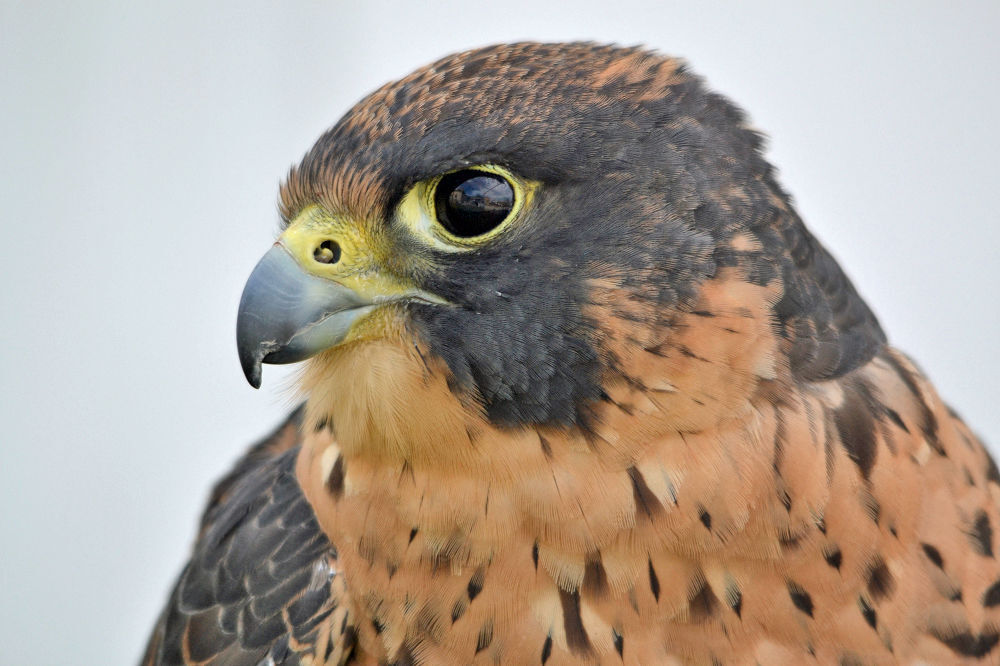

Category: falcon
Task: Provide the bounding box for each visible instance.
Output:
[142,43,999,664]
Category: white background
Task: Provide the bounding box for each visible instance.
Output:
[2,2,997,663]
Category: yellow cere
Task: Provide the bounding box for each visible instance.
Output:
[279,205,428,304]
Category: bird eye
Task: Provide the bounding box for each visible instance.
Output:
[433,169,515,238]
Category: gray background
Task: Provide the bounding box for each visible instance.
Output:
[2,1,997,663]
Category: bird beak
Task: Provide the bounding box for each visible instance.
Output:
[236,206,439,388]
[236,243,375,388]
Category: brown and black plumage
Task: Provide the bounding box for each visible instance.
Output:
[143,43,999,664]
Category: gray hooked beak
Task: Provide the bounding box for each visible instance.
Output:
[236,244,375,388]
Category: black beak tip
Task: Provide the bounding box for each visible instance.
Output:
[244,363,262,389]
[240,350,263,389]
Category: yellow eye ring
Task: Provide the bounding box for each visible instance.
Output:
[394,164,535,250]
[424,165,532,246]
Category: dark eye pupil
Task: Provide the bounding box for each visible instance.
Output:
[435,170,514,238]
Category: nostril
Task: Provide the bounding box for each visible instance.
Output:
[313,240,341,265]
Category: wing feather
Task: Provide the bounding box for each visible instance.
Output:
[141,409,355,665]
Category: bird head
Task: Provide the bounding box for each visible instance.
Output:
[237,43,884,458]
